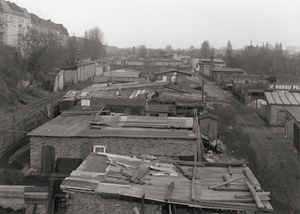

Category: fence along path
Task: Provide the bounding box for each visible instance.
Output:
[0,96,61,158]
[0,79,93,158]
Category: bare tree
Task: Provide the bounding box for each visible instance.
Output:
[165,45,173,52]
[226,40,233,67]
[18,29,66,85]
[138,45,147,58]
[83,27,105,60]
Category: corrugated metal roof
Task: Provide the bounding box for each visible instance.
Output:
[265,92,300,106]
[285,107,300,122]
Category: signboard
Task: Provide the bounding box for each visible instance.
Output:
[81,99,90,107]
[268,84,300,91]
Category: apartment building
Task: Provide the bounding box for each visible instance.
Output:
[0,0,31,46]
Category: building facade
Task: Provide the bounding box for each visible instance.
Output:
[0,1,68,46]
[0,1,31,46]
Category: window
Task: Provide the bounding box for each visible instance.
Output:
[93,146,106,153]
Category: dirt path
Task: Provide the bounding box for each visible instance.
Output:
[203,78,300,214]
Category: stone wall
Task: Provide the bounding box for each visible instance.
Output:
[66,192,160,214]
[30,136,196,171]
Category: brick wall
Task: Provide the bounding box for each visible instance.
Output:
[66,192,160,214]
[30,136,196,171]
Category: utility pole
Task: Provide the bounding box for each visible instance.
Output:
[201,63,204,101]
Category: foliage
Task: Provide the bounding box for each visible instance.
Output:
[225,40,233,67]
[164,45,173,53]
[199,41,211,58]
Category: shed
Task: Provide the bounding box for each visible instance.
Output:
[285,107,300,154]
[154,69,194,82]
[146,103,175,117]
[265,92,300,126]
[60,152,273,214]
[198,112,219,139]
[27,114,197,172]
[210,68,246,84]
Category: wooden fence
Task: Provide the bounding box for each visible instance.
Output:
[0,97,61,158]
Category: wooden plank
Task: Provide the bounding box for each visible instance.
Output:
[175,163,192,180]
[245,179,265,210]
[243,169,258,189]
[25,204,36,214]
[165,182,175,202]
[133,207,140,214]
[228,166,232,176]
[208,177,244,189]
[222,174,228,187]
[141,194,145,214]
[191,165,196,201]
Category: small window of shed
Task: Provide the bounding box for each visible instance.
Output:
[93,146,106,153]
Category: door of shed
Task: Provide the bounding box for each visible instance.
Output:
[41,146,54,173]
[294,124,300,154]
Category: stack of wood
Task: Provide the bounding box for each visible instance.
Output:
[0,185,48,214]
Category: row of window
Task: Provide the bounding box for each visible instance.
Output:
[5,14,29,23]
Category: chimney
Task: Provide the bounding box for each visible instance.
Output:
[210,55,214,68]
[133,46,136,58]
[250,40,252,46]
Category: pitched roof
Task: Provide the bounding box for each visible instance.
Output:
[285,107,300,122]
[199,112,219,120]
[201,58,224,63]
[61,152,273,212]
[154,69,194,76]
[212,68,245,73]
[265,92,300,106]
[0,1,30,19]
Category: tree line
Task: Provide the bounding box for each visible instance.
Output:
[199,40,300,77]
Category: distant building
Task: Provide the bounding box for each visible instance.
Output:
[0,1,31,46]
[30,13,68,46]
[286,46,300,54]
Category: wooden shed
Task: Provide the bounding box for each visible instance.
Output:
[198,112,219,139]
[265,92,300,126]
[285,107,300,154]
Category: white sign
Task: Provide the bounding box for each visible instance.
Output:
[81,99,90,106]
[269,84,300,91]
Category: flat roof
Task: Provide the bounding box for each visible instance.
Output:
[61,152,273,212]
[212,68,245,73]
[265,92,300,106]
[28,114,196,139]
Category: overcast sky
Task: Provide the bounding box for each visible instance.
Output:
[13,0,300,49]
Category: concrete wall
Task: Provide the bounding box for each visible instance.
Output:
[66,192,160,214]
[30,136,196,171]
[64,70,78,84]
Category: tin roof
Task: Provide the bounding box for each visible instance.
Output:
[61,152,273,212]
[264,92,300,106]
[28,114,196,139]
[159,91,205,102]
